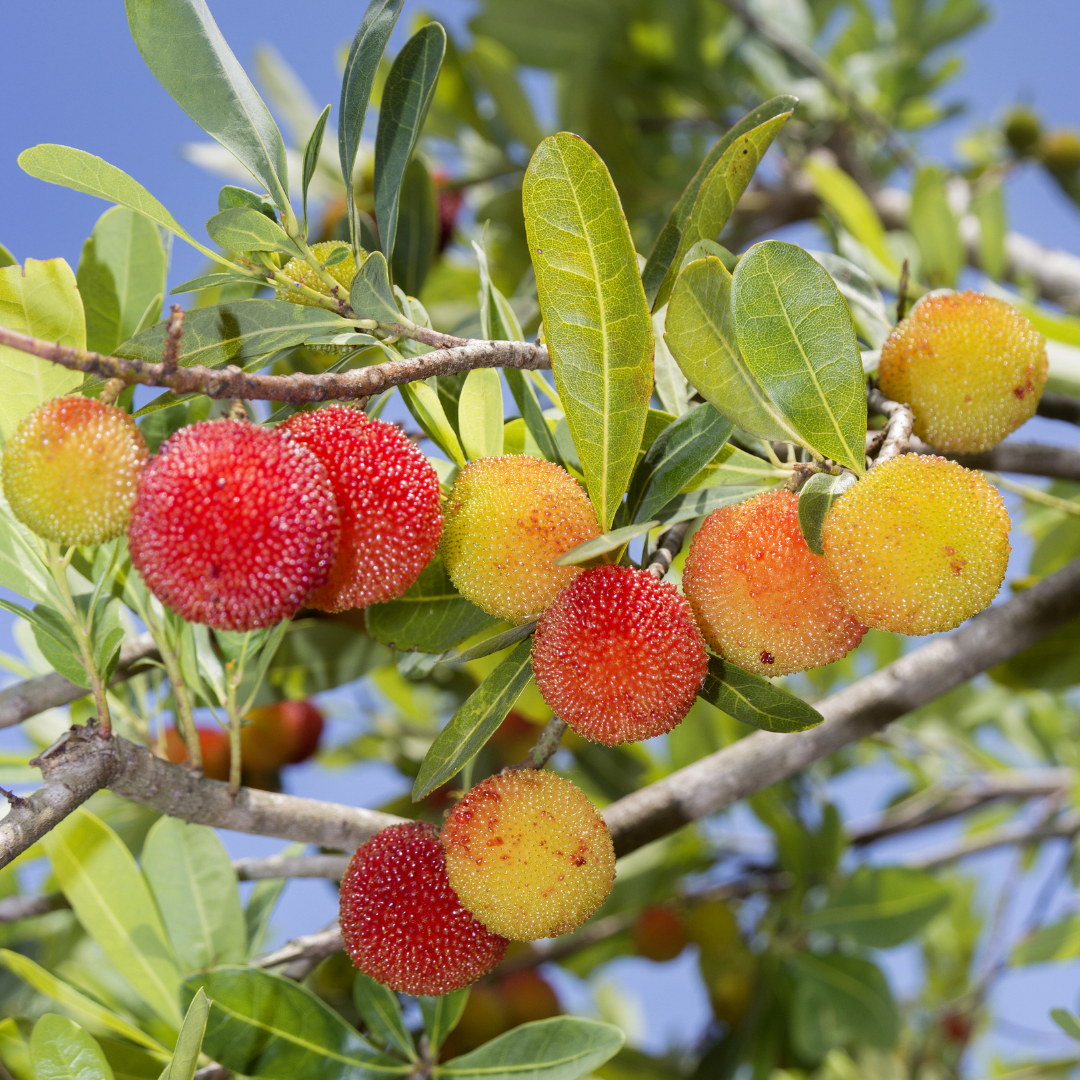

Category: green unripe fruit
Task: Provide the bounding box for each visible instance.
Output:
[1003,107,1041,155]
[2,396,148,546]
[275,241,364,306]
[1041,129,1080,175]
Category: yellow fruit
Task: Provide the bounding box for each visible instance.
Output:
[275,241,363,306]
[440,456,601,623]
[1042,129,1080,174]
[878,291,1047,453]
[822,455,1011,636]
[684,901,741,959]
[682,490,867,676]
[441,769,615,941]
[2,396,148,546]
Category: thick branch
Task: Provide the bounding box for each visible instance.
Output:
[252,924,343,971]
[233,853,349,881]
[602,555,1080,857]
[910,438,1080,483]
[0,633,159,729]
[1037,392,1080,428]
[0,325,549,406]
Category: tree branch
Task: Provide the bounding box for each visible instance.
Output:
[1037,392,1080,428]
[0,325,550,406]
[910,808,1080,871]
[252,924,343,973]
[910,438,1080,483]
[867,387,914,467]
[233,853,349,880]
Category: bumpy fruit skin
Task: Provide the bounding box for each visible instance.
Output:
[241,700,325,772]
[128,421,339,631]
[683,491,867,676]
[281,405,442,609]
[442,770,615,941]
[822,455,1011,636]
[2,397,148,546]
[440,456,601,623]
[531,566,707,745]
[634,905,688,962]
[275,241,363,306]
[339,821,507,995]
[164,727,231,782]
[878,292,1047,453]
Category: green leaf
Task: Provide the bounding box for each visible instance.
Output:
[374,23,447,269]
[649,111,791,313]
[656,485,776,526]
[731,241,867,473]
[469,37,543,152]
[413,638,534,800]
[219,185,277,217]
[17,146,217,262]
[807,249,893,350]
[627,405,733,525]
[972,180,1007,280]
[444,620,536,665]
[910,166,963,289]
[642,96,797,310]
[0,243,14,269]
[302,104,332,235]
[458,368,505,460]
[77,207,167,356]
[1052,1009,1080,1042]
[554,520,658,568]
[340,0,404,256]
[0,951,167,1055]
[419,990,469,1051]
[43,807,182,1028]
[125,0,290,210]
[183,968,408,1080]
[665,257,801,444]
[91,594,125,685]
[790,953,899,1061]
[0,491,55,604]
[0,258,85,443]
[244,843,303,958]
[0,1018,30,1080]
[352,974,416,1061]
[524,133,653,529]
[699,655,822,734]
[0,598,88,687]
[169,272,257,295]
[141,818,247,972]
[400,381,467,466]
[30,1015,114,1080]
[651,306,689,417]
[797,472,857,556]
[806,867,949,947]
[205,207,300,256]
[392,157,438,297]
[680,444,784,494]
[350,252,403,324]
[436,1017,624,1080]
[366,554,499,653]
[162,990,209,1080]
[97,1039,163,1080]
[1013,916,1080,965]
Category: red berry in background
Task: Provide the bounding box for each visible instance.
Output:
[433,170,463,252]
[339,822,507,995]
[634,904,688,962]
[501,970,561,1024]
[128,420,339,631]
[164,726,230,782]
[531,565,708,746]
[241,700,325,772]
[281,405,442,610]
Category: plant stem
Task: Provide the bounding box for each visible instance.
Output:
[989,473,1080,516]
[140,605,202,771]
[225,660,242,795]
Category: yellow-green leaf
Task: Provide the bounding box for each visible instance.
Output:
[458,368,504,460]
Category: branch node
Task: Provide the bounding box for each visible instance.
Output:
[162,305,185,372]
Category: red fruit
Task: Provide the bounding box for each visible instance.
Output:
[164,727,230,782]
[531,566,708,746]
[241,700,325,772]
[128,420,339,631]
[339,821,508,995]
[281,405,442,610]
[634,905,688,962]
[501,970,560,1024]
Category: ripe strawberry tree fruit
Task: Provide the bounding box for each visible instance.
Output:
[0,1,1078,1076]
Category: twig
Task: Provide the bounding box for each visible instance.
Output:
[252,923,343,971]
[989,472,1080,516]
[943,441,1080,483]
[233,853,350,880]
[1038,391,1080,428]
[896,259,910,323]
[161,305,184,373]
[0,893,69,922]
[646,521,692,579]
[0,325,550,406]
[517,718,569,770]
[866,386,914,467]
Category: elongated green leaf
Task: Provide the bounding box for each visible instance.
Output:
[458,368,504,460]
[656,484,775,525]
[524,133,653,529]
[125,0,289,209]
[665,257,801,444]
[731,242,867,472]
[162,990,209,1080]
[972,181,1007,281]
[0,244,14,269]
[651,113,791,312]
[797,472,858,556]
[31,1015,114,1080]
[350,252,402,324]
[700,655,822,733]
[469,36,543,152]
[401,381,467,466]
[205,207,299,256]
[627,405,733,525]
[117,299,349,372]
[651,306,689,417]
[44,808,182,1028]
[0,1018,30,1080]
[445,620,536,665]
[77,207,166,356]
[419,991,469,1051]
[352,974,416,1061]
[340,0,404,255]
[183,969,408,1080]
[437,1018,624,1080]
[642,96,797,309]
[1052,1009,1080,1042]
[806,867,949,947]
[142,818,247,973]
[910,165,962,289]
[303,104,331,234]
[0,598,83,686]
[0,258,85,443]
[392,156,438,296]
[554,520,658,567]
[374,23,447,269]
[0,951,167,1055]
[413,638,534,800]
[1013,916,1080,965]
[169,272,257,295]
[366,555,498,653]
[681,444,784,493]
[807,250,893,350]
